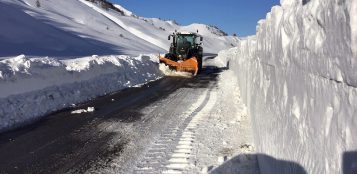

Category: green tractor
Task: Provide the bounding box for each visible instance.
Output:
[159,31,203,75]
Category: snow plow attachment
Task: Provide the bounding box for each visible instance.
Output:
[159,56,199,75]
[160,31,203,75]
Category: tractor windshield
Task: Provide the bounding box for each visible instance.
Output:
[176,35,195,46]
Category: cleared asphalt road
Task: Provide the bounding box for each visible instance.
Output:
[0,55,225,174]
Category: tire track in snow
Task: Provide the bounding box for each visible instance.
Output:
[133,87,214,174]
[163,89,218,174]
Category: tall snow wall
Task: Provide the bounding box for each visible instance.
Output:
[219,0,357,173]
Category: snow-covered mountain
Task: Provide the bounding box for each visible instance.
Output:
[0,0,238,58]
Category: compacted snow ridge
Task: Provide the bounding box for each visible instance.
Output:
[0,54,163,132]
[216,0,357,173]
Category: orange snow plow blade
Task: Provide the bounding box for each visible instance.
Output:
[159,56,198,75]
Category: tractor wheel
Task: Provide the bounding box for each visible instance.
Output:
[165,53,177,61]
[197,56,203,73]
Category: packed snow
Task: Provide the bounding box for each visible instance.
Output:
[217,0,357,173]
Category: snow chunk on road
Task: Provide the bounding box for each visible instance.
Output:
[71,107,95,114]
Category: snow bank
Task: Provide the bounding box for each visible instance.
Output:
[218,0,357,173]
[0,54,163,132]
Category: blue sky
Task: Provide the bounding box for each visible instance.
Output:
[109,0,280,37]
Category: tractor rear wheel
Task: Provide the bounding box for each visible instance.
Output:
[197,56,203,73]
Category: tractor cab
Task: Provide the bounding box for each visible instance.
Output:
[159,31,203,75]
[168,32,203,61]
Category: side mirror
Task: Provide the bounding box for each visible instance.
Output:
[200,37,203,41]
[168,35,171,40]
